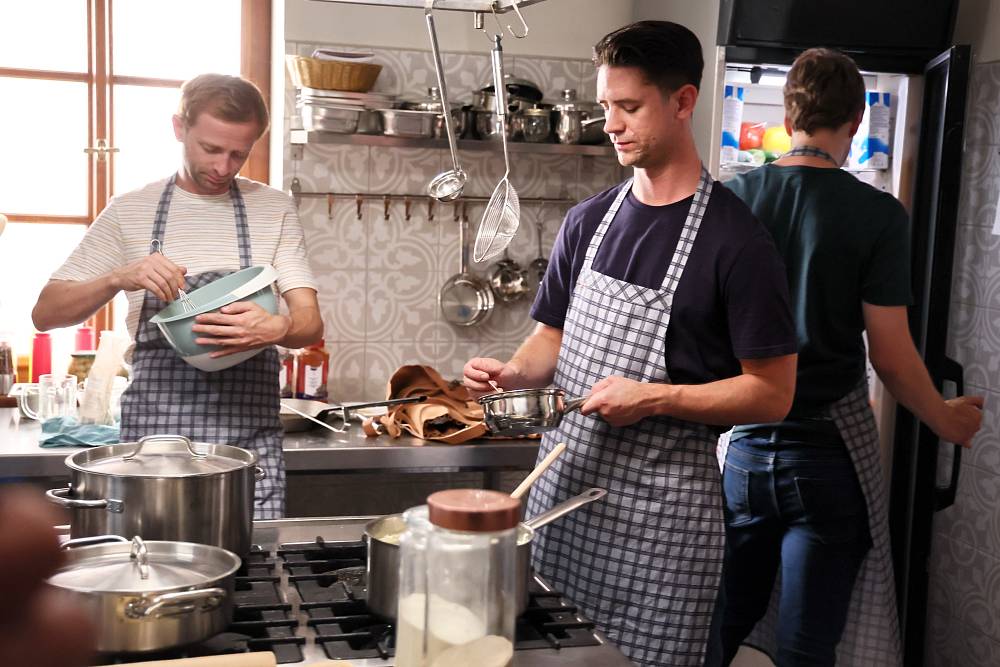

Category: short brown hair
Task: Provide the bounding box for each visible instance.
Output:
[784,48,865,134]
[177,73,269,136]
[593,21,703,94]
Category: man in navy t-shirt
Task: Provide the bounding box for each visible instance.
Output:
[463,21,798,667]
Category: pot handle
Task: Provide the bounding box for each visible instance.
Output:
[563,395,588,413]
[61,535,130,550]
[126,587,227,619]
[123,434,206,461]
[46,486,123,512]
[523,487,607,531]
[254,466,266,481]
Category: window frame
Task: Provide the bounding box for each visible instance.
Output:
[0,0,272,329]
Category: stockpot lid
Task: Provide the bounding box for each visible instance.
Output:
[49,536,241,594]
[65,434,257,477]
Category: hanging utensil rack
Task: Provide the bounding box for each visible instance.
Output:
[310,0,543,14]
[288,183,573,221]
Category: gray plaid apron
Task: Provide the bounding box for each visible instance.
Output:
[717,382,903,664]
[526,168,725,666]
[120,175,285,519]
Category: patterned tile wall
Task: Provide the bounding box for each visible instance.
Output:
[284,41,624,401]
[925,61,1000,667]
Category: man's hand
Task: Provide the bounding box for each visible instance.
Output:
[934,395,985,448]
[580,376,657,427]
[192,301,292,358]
[111,254,187,303]
[463,358,523,398]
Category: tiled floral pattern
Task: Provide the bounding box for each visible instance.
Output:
[927,61,1000,667]
[285,41,624,402]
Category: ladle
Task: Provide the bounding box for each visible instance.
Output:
[425,0,467,202]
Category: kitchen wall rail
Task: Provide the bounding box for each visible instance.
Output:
[289,130,614,156]
[288,180,574,220]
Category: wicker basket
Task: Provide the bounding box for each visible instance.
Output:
[286,55,382,93]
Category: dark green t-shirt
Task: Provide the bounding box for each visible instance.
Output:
[724,164,912,415]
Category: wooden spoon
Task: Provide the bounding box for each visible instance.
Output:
[510,442,566,499]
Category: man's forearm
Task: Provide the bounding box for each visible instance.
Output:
[32,276,120,331]
[873,345,948,433]
[645,371,794,426]
[276,305,323,349]
[507,324,563,388]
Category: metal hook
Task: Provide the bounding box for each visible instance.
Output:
[383,195,391,221]
[505,0,529,39]
[428,197,435,222]
[453,201,461,223]
[356,194,363,221]
[327,194,334,221]
[289,177,302,209]
[478,6,505,40]
[461,200,469,223]
[404,196,412,222]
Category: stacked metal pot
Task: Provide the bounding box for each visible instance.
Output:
[45,434,264,653]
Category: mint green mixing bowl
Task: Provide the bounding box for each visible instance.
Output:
[150,265,279,372]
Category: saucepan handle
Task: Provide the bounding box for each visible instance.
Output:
[563,396,588,413]
[61,535,130,550]
[126,587,226,619]
[46,486,122,512]
[523,487,607,530]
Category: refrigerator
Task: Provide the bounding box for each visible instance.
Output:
[711,3,971,662]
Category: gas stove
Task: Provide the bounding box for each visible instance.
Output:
[92,517,632,666]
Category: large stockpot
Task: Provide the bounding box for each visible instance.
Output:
[365,487,607,620]
[49,535,241,653]
[46,434,263,556]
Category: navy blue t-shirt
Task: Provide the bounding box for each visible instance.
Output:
[530,180,798,387]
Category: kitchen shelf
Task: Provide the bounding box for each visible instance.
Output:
[290,130,616,157]
[310,0,546,13]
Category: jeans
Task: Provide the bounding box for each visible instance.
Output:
[717,433,872,667]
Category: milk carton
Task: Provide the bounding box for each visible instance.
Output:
[849,91,891,170]
[720,85,744,165]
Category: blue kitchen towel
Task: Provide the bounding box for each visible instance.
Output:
[39,417,119,447]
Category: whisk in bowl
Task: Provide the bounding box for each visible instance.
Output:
[149,239,196,312]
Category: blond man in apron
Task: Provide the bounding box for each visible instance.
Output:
[33,74,323,519]
[718,48,984,666]
[464,21,799,667]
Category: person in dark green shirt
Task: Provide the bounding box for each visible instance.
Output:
[714,48,984,666]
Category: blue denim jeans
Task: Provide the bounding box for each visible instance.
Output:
[717,433,872,667]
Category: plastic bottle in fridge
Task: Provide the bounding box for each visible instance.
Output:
[720,85,745,165]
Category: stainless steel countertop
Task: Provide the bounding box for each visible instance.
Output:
[0,408,540,478]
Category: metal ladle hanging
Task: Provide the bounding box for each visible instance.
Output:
[425,0,466,202]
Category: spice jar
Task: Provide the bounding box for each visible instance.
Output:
[295,340,329,400]
[396,489,519,667]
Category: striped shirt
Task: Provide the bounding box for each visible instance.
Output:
[52,176,318,351]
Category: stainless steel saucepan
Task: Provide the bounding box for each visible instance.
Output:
[478,387,587,436]
[365,487,607,620]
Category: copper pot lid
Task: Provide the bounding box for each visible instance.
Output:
[427,489,520,532]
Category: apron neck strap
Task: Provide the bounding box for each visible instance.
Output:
[149,175,253,269]
[784,145,839,166]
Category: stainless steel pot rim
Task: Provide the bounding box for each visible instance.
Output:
[51,538,241,594]
[65,436,258,478]
[477,387,565,405]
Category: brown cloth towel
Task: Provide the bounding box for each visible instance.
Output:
[362,364,489,444]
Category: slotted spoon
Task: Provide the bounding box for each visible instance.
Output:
[473,33,520,263]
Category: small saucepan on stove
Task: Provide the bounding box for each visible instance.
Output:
[364,487,607,620]
[478,387,587,436]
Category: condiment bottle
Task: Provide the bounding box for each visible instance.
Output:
[398,489,519,667]
[295,340,329,400]
[30,332,52,382]
[277,346,294,398]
